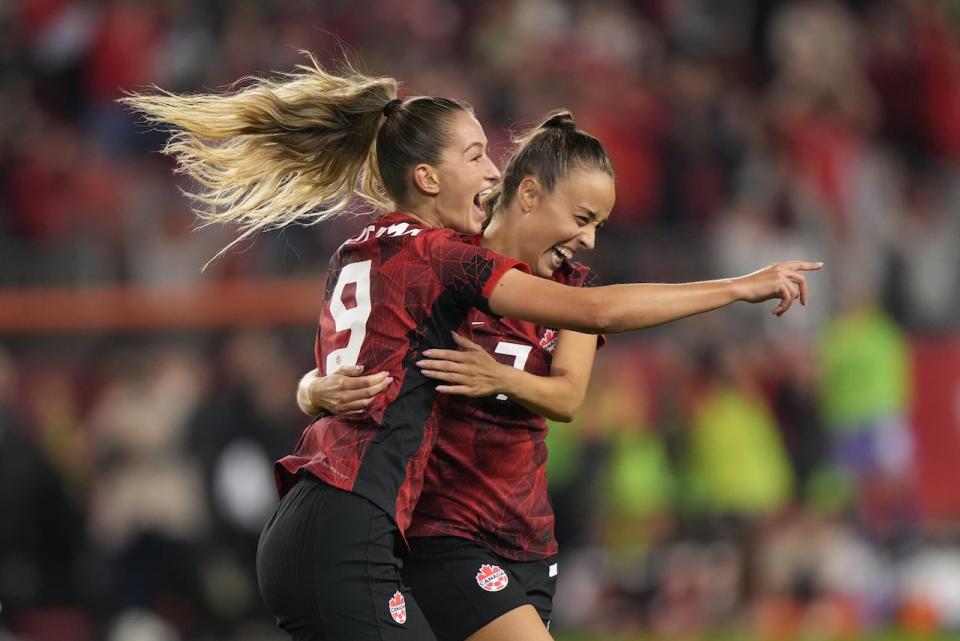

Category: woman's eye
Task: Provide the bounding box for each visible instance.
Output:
[472,155,482,162]
[575,216,589,225]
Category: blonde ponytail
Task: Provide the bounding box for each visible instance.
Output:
[122,52,397,258]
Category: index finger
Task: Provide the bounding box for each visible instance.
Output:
[450,331,483,350]
[787,261,823,271]
[339,371,391,390]
[340,376,393,403]
[331,365,365,377]
[420,348,466,362]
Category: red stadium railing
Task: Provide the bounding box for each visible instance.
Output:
[0,278,326,333]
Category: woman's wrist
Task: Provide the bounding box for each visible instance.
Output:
[726,276,748,303]
[496,362,522,397]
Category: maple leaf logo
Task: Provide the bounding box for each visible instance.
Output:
[475,564,509,592]
[388,590,406,624]
[539,328,558,352]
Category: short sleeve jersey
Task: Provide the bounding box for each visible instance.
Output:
[406,260,604,561]
[275,213,526,533]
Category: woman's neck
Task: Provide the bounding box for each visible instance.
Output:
[481,205,525,262]
[393,200,442,229]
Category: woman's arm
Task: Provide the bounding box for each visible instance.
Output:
[417,330,597,422]
[487,261,822,333]
[296,366,393,416]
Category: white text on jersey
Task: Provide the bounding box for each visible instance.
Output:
[344,221,423,245]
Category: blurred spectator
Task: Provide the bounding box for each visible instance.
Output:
[185,332,303,632]
[85,348,208,633]
[683,344,793,516]
[818,297,914,542]
[0,346,87,638]
[885,166,960,332]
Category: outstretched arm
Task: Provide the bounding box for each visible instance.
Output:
[297,366,393,416]
[417,330,597,422]
[488,261,822,334]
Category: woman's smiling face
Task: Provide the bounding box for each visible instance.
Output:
[515,168,615,277]
[430,110,502,234]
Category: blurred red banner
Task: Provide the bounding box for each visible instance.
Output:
[912,337,960,520]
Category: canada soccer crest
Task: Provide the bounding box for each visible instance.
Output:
[539,328,558,352]
[475,564,509,592]
[388,591,407,624]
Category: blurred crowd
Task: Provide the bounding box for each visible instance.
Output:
[3,0,960,639]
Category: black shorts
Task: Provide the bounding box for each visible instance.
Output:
[256,475,436,641]
[403,537,558,641]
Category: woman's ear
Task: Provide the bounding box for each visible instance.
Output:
[517,176,541,214]
[413,163,441,196]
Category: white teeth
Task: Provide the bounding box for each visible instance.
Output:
[553,246,573,260]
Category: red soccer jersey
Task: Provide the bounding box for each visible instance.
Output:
[275,213,527,533]
[407,260,604,560]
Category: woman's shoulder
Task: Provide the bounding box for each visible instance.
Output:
[551,260,601,288]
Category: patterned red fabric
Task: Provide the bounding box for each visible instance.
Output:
[275,213,527,533]
[408,260,603,560]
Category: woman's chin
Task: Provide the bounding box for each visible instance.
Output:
[442,206,485,234]
[461,219,482,235]
[470,204,488,231]
[535,256,559,278]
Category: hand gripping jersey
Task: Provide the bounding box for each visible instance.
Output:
[406,260,604,561]
[275,213,526,532]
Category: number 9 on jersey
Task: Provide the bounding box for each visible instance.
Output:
[326,260,373,373]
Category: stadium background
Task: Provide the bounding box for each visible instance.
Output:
[3,0,960,640]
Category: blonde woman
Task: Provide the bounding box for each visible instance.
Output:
[125,54,819,641]
[299,110,612,641]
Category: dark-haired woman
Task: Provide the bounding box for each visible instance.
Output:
[125,55,820,641]
[302,110,612,641]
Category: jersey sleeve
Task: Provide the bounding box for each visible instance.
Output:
[425,232,529,314]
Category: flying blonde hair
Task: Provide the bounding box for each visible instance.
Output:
[121,52,398,259]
